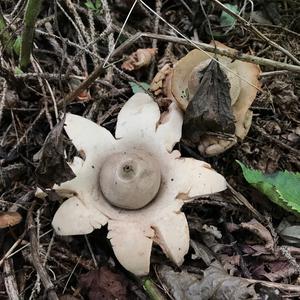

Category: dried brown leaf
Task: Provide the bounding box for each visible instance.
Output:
[252,260,299,281]
[121,48,157,71]
[240,219,275,252]
[182,60,235,144]
[35,116,76,188]
[0,211,22,228]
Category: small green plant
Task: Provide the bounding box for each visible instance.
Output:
[237,160,300,216]
[220,4,238,28]
[14,66,24,75]
[85,0,102,13]
[13,36,22,56]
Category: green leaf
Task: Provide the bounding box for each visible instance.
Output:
[85,1,96,10]
[15,66,24,75]
[129,82,150,94]
[13,36,22,56]
[220,4,238,28]
[237,160,300,215]
[95,0,102,9]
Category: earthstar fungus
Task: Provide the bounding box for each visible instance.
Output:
[39,93,226,275]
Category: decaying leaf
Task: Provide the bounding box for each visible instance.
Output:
[252,260,299,282]
[228,219,274,252]
[79,266,128,300]
[182,60,235,144]
[121,48,157,71]
[159,42,261,156]
[277,219,300,245]
[159,262,257,300]
[0,211,22,228]
[190,240,215,265]
[238,160,300,216]
[35,116,76,188]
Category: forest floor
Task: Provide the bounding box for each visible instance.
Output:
[0,1,300,299]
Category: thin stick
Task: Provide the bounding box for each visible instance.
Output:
[245,278,300,293]
[112,32,300,73]
[252,124,300,156]
[210,0,300,65]
[3,259,19,300]
[61,62,104,107]
[102,0,115,82]
[148,0,162,81]
[28,204,59,300]
[84,235,98,268]
[227,183,266,224]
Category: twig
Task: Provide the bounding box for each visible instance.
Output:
[252,124,300,156]
[227,183,266,224]
[27,203,59,300]
[19,0,42,70]
[280,246,300,274]
[35,29,100,59]
[253,23,300,38]
[0,80,7,125]
[3,259,19,300]
[84,235,98,268]
[245,278,300,293]
[210,0,300,65]
[61,62,104,107]
[64,0,89,43]
[2,193,33,299]
[260,70,290,77]
[5,109,45,163]
[112,32,300,73]
[102,0,115,82]
[148,0,162,81]
[0,232,26,267]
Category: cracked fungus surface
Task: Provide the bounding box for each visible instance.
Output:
[41,93,227,275]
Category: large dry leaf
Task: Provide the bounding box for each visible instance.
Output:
[35,117,75,188]
[182,60,235,144]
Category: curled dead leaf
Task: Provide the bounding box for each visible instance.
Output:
[121,48,157,71]
[151,41,261,156]
[35,116,76,188]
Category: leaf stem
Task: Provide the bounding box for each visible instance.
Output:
[19,0,42,70]
[143,278,167,300]
[0,8,14,55]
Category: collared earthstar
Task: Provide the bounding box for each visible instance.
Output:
[38,93,227,275]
